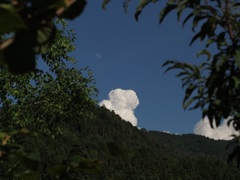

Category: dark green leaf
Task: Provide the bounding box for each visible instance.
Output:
[189,31,202,46]
[183,96,198,110]
[35,23,57,54]
[60,0,87,20]
[235,50,240,69]
[183,83,196,106]
[135,0,156,21]
[232,76,240,89]
[182,12,193,27]
[17,151,40,171]
[159,4,177,23]
[102,0,111,10]
[192,15,209,31]
[0,4,26,34]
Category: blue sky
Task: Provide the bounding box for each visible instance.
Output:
[67,1,205,134]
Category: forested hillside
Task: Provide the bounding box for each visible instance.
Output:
[1,105,239,179]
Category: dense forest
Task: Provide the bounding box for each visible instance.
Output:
[1,105,240,179]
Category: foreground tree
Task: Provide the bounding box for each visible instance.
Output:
[103,0,240,166]
[0,14,98,180]
[0,0,87,74]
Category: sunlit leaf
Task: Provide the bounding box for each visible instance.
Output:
[35,23,57,54]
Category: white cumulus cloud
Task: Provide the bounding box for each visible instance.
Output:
[99,89,139,126]
[194,117,238,140]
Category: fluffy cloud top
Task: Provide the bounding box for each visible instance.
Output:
[99,89,139,126]
[194,118,238,140]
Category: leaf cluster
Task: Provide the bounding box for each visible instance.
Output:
[102,0,159,21]
[161,0,240,131]
[159,0,240,166]
[0,0,87,74]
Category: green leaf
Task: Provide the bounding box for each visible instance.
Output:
[216,32,226,48]
[235,50,240,69]
[0,132,7,140]
[17,151,40,171]
[35,23,57,54]
[60,0,87,20]
[189,31,202,46]
[197,49,211,60]
[102,0,111,9]
[135,0,158,21]
[183,96,198,110]
[183,84,196,109]
[182,12,193,27]
[232,76,240,89]
[0,4,26,34]
[192,15,209,32]
[159,4,177,23]
[177,0,188,21]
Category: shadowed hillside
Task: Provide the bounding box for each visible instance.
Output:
[1,106,240,179]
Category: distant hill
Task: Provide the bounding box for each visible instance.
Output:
[2,106,240,179]
[148,131,231,159]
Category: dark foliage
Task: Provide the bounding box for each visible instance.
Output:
[1,105,240,179]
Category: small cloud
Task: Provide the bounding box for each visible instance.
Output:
[163,131,171,134]
[95,53,102,59]
[99,88,139,126]
[193,117,238,140]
